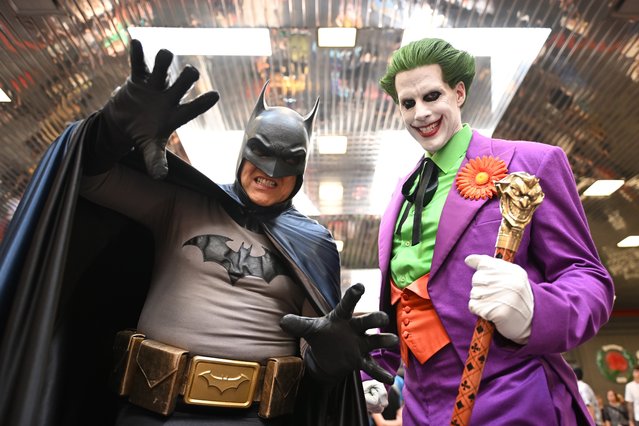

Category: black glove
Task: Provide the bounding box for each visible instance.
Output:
[86,39,219,178]
[280,283,398,385]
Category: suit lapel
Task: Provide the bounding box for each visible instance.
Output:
[429,132,515,281]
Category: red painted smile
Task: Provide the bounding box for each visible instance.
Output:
[414,118,441,138]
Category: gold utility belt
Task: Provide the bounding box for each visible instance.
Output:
[110,330,303,419]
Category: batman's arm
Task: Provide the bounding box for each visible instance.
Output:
[81,112,134,176]
[80,162,178,232]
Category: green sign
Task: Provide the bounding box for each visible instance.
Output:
[596,344,636,383]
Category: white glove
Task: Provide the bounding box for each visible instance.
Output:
[362,379,388,413]
[465,254,534,345]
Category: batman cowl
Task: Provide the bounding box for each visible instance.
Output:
[234,82,319,207]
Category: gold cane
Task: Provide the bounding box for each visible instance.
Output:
[450,172,544,426]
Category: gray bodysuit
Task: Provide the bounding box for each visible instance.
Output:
[81,164,313,363]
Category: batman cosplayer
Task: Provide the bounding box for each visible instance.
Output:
[0,40,396,425]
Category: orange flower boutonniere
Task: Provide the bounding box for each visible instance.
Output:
[456,155,508,200]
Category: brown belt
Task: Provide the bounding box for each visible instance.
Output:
[110,330,302,418]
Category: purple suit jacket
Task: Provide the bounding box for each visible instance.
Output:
[375,131,614,425]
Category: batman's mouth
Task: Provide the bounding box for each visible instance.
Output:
[255,177,276,187]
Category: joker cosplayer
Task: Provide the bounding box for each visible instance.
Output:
[363,38,614,425]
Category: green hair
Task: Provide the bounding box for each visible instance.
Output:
[379,38,476,105]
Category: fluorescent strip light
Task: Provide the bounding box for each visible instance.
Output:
[0,88,10,102]
[583,180,624,197]
[617,236,639,248]
[318,135,348,154]
[318,27,357,47]
[127,27,272,57]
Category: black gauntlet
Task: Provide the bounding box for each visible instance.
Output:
[83,39,219,178]
[280,283,398,385]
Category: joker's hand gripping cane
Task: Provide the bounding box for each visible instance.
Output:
[450,172,544,426]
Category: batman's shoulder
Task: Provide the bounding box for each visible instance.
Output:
[273,207,336,252]
[280,206,329,234]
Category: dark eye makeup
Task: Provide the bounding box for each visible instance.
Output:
[401,91,442,109]
[424,91,441,102]
[401,99,416,109]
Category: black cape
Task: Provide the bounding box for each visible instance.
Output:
[0,117,367,426]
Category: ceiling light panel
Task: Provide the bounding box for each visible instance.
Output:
[318,135,348,154]
[583,180,625,197]
[317,27,357,47]
[0,89,10,102]
[127,27,272,58]
[617,236,639,248]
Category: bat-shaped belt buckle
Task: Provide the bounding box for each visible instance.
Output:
[183,356,262,408]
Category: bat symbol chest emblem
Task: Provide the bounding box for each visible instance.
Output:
[183,234,289,285]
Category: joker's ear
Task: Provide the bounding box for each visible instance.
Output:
[455,81,466,107]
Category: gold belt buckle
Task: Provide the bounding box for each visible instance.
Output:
[183,356,261,408]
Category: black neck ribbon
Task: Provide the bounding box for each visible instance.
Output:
[395,157,439,246]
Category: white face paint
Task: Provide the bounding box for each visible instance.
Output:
[395,64,466,154]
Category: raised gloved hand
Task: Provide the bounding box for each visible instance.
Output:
[363,379,389,413]
[465,254,534,344]
[280,283,398,385]
[92,39,219,178]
